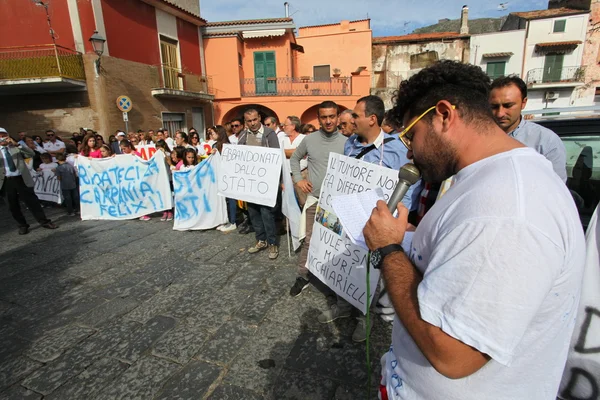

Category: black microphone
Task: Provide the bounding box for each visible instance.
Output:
[387,163,421,213]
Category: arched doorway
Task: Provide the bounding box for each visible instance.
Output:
[221,104,279,125]
[300,103,348,127]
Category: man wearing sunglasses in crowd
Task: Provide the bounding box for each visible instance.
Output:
[363,60,584,400]
[228,118,244,145]
[43,129,65,162]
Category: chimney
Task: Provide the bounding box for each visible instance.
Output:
[284,2,289,17]
[460,5,469,35]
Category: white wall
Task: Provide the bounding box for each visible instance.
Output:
[470,30,525,77]
[523,14,588,77]
[156,8,178,41]
[525,88,578,111]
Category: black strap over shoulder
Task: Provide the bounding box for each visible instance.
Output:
[354,137,394,159]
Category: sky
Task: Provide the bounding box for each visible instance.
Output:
[200,0,549,36]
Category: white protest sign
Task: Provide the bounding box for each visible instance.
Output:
[307,153,404,314]
[173,154,228,231]
[33,169,63,204]
[77,152,172,220]
[559,205,600,399]
[135,144,157,161]
[281,148,302,251]
[218,144,282,207]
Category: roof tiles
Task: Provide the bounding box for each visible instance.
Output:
[205,17,293,27]
[511,7,588,20]
[373,32,467,44]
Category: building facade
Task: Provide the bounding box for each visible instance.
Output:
[0,0,213,138]
[203,18,372,126]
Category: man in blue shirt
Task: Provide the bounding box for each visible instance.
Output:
[490,76,567,182]
[318,95,419,342]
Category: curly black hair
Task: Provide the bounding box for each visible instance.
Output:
[391,60,493,128]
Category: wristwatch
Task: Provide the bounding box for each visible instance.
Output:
[370,244,404,270]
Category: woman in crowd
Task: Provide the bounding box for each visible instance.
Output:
[120,140,142,157]
[210,125,229,155]
[80,133,102,158]
[156,139,174,223]
[100,144,114,158]
[170,146,186,171]
[33,135,45,148]
[301,124,317,134]
[205,126,217,146]
[139,132,154,146]
[189,131,205,156]
[108,134,117,144]
[95,135,105,147]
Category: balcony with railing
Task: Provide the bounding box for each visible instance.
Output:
[0,44,86,94]
[525,66,585,86]
[151,64,214,101]
[240,76,352,97]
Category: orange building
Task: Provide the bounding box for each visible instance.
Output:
[202,18,372,126]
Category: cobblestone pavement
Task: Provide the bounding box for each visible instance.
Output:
[0,204,393,400]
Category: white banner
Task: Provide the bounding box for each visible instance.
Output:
[218,144,282,207]
[77,152,172,220]
[33,169,63,204]
[281,148,302,251]
[559,205,600,399]
[173,154,228,231]
[307,154,403,314]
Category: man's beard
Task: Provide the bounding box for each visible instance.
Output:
[413,128,458,184]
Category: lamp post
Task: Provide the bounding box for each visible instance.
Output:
[89,30,106,73]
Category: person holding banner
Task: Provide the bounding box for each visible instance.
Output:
[0,127,58,235]
[362,61,585,400]
[289,101,347,296]
[317,95,418,342]
[239,108,281,259]
[80,133,102,158]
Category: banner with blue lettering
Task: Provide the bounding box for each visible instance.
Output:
[78,152,172,220]
[173,154,228,231]
[218,144,282,207]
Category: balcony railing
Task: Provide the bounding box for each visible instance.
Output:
[0,44,85,81]
[525,66,585,84]
[241,77,352,97]
[156,64,213,94]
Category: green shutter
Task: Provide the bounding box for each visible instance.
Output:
[253,52,276,94]
[543,54,564,82]
[553,20,566,33]
[486,61,506,79]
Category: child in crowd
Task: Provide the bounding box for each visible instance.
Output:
[170,146,185,171]
[180,148,198,171]
[100,144,114,158]
[80,133,102,158]
[120,140,142,157]
[55,154,79,216]
[37,153,57,172]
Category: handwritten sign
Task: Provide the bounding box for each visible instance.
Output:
[135,144,157,161]
[77,152,172,220]
[33,169,63,204]
[307,154,406,314]
[173,154,228,231]
[559,206,600,400]
[218,144,282,207]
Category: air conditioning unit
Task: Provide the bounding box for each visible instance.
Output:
[545,91,559,100]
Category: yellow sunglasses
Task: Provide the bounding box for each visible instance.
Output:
[398,105,456,150]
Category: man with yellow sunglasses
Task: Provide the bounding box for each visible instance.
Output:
[363,60,585,400]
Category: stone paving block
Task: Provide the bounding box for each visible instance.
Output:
[227,265,274,291]
[21,320,141,395]
[196,319,257,365]
[162,284,213,320]
[270,369,338,400]
[186,289,252,333]
[119,280,161,303]
[283,331,367,384]
[124,283,191,324]
[111,315,176,363]
[65,253,134,280]
[0,335,30,363]
[45,357,129,400]
[90,355,179,400]
[235,283,286,324]
[78,297,140,328]
[207,384,265,400]
[0,357,42,391]
[154,360,221,400]
[152,321,209,364]
[198,264,241,290]
[333,384,372,400]
[224,321,302,395]
[25,325,96,363]
[0,384,42,400]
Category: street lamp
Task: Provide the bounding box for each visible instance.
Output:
[89,30,106,70]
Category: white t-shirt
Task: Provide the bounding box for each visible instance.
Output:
[43,140,65,161]
[383,148,586,400]
[228,134,239,145]
[38,162,58,171]
[282,134,307,171]
[165,137,175,151]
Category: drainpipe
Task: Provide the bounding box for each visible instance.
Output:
[521,20,530,80]
[284,2,289,17]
